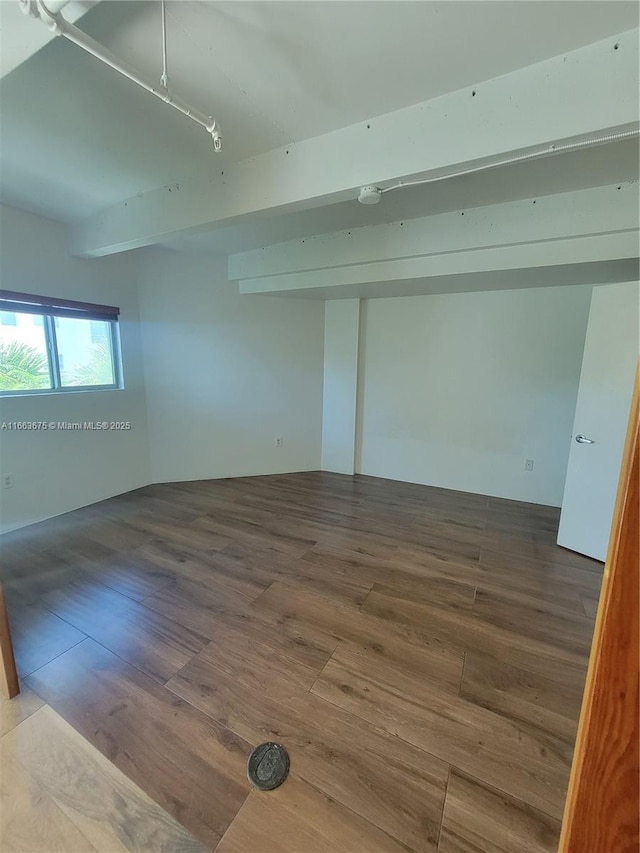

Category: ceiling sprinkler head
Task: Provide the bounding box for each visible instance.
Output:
[358,185,382,205]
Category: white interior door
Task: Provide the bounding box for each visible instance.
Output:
[558,281,639,561]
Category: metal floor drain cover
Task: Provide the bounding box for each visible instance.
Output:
[247,742,290,791]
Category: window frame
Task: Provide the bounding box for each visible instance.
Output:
[0,291,123,397]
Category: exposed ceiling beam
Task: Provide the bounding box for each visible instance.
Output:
[0,0,98,80]
[71,28,639,259]
[240,261,639,301]
[230,184,639,298]
[237,234,638,298]
[229,185,638,281]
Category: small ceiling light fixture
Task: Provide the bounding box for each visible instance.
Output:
[357,185,382,205]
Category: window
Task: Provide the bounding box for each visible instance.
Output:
[90,320,108,345]
[0,291,122,395]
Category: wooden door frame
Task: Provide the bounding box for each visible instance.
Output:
[559,360,639,851]
[0,581,20,699]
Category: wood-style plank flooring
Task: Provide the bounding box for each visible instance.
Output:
[0,686,208,852]
[0,472,603,852]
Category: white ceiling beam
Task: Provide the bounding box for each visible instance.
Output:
[0,1,98,80]
[71,29,639,258]
[230,184,639,297]
[239,261,639,301]
[237,233,638,297]
[229,184,638,281]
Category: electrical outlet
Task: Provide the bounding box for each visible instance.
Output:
[2,473,14,488]
[275,436,283,448]
[524,459,534,472]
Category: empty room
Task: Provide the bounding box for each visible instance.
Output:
[0,1,638,851]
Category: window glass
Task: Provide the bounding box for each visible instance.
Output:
[55,316,116,388]
[0,294,121,395]
[0,311,52,391]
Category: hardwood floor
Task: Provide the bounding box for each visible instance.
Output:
[0,472,602,852]
[0,688,208,852]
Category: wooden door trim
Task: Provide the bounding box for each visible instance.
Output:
[0,582,20,699]
[559,360,639,851]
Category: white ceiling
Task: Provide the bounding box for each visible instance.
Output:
[0,0,638,238]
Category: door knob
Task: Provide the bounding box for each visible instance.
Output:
[575,434,595,444]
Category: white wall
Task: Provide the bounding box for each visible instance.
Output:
[136,249,324,484]
[321,299,360,474]
[0,204,150,532]
[356,285,592,505]
[0,206,600,531]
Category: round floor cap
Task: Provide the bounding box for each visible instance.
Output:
[247,742,290,791]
